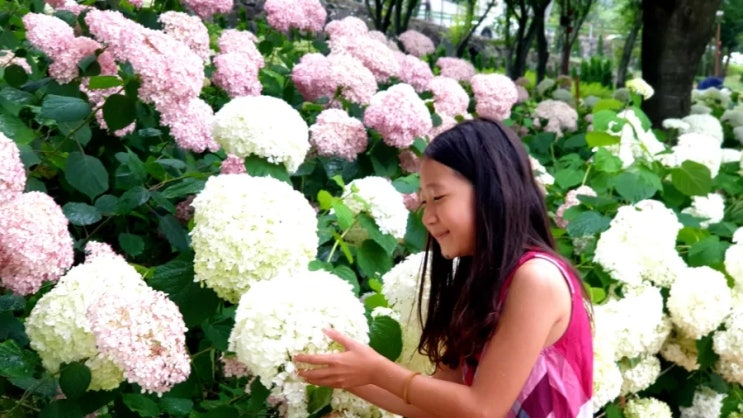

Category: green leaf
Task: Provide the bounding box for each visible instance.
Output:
[391,175,420,194]
[87,75,122,90]
[244,154,291,183]
[404,212,426,252]
[57,120,92,146]
[122,393,160,417]
[332,265,360,295]
[64,152,109,200]
[317,190,333,211]
[0,86,35,117]
[59,362,91,400]
[307,385,333,415]
[116,186,150,214]
[696,334,719,370]
[357,214,397,255]
[356,240,391,277]
[62,202,102,226]
[591,109,618,131]
[363,293,388,311]
[0,294,26,312]
[553,168,584,189]
[150,257,220,327]
[591,98,623,112]
[566,211,611,237]
[671,160,713,196]
[39,399,84,418]
[368,315,403,361]
[161,178,205,199]
[102,94,136,132]
[589,287,606,303]
[688,236,727,268]
[585,131,620,147]
[3,64,28,88]
[332,200,355,230]
[603,403,622,418]
[118,233,144,257]
[158,214,190,251]
[592,147,623,173]
[40,95,90,122]
[0,113,36,144]
[0,339,38,379]
[160,397,193,416]
[202,313,234,351]
[94,194,118,215]
[611,171,660,203]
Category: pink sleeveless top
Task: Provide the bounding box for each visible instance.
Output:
[462,250,593,418]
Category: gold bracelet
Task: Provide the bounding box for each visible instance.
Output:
[402,371,421,404]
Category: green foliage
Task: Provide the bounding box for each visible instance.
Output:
[576,56,614,87]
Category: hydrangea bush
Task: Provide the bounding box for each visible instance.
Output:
[2,0,743,416]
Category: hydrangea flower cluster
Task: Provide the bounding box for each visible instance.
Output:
[594,200,686,288]
[679,387,725,418]
[681,192,725,228]
[381,253,434,374]
[529,156,554,193]
[190,174,318,303]
[625,78,655,100]
[554,185,597,229]
[434,57,475,82]
[661,331,701,371]
[0,192,74,295]
[25,246,149,390]
[309,109,368,161]
[264,0,327,33]
[601,109,666,168]
[618,355,660,395]
[533,99,578,138]
[330,34,400,83]
[363,83,432,148]
[664,114,724,144]
[325,16,369,40]
[220,154,246,174]
[0,132,25,204]
[428,76,469,118]
[397,30,435,57]
[342,176,409,240]
[660,132,722,177]
[395,52,434,93]
[330,390,398,418]
[0,50,31,73]
[623,397,672,418]
[292,52,378,106]
[87,287,190,394]
[212,96,309,172]
[724,227,743,297]
[713,303,743,385]
[470,73,518,121]
[159,11,211,62]
[213,29,264,98]
[228,271,369,418]
[181,0,233,19]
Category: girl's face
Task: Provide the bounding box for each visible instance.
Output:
[419,158,476,259]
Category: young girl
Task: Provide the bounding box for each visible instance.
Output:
[296,118,594,418]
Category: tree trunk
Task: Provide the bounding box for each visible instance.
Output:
[400,0,420,34]
[456,0,497,57]
[535,6,549,81]
[616,9,642,87]
[641,0,722,127]
[506,1,532,78]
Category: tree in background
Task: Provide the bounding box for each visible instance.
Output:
[615,0,641,87]
[454,0,499,57]
[641,0,722,127]
[719,0,743,77]
[555,0,596,75]
[365,0,421,35]
[503,0,553,81]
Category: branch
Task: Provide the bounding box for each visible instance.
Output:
[456,0,498,56]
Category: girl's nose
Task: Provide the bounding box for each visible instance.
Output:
[421,205,437,227]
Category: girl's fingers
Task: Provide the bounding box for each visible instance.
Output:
[323,328,356,348]
[294,353,334,364]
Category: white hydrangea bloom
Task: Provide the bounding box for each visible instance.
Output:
[667,266,732,340]
[693,87,732,109]
[529,156,554,192]
[722,148,742,164]
[690,104,713,115]
[229,271,369,418]
[721,107,743,127]
[624,397,673,418]
[619,355,661,395]
[661,331,700,371]
[735,126,743,145]
[331,390,401,418]
[725,241,743,295]
[25,253,149,390]
[603,109,666,168]
[662,118,690,131]
[381,252,434,374]
[594,200,685,287]
[681,192,725,228]
[212,95,309,172]
[682,114,724,144]
[717,358,743,385]
[679,386,725,418]
[713,305,743,364]
[191,174,318,303]
[626,78,654,100]
[660,132,722,178]
[343,176,408,240]
[591,340,623,412]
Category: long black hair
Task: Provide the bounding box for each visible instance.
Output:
[417,118,577,367]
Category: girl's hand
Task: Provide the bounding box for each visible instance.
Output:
[294,328,384,389]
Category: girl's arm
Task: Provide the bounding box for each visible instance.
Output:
[297,258,572,418]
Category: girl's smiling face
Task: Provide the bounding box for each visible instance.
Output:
[418,158,476,259]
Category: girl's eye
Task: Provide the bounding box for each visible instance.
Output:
[432,195,444,201]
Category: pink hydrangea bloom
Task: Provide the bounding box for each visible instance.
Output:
[533,99,578,138]
[160,98,219,153]
[84,241,118,261]
[516,85,529,103]
[368,30,398,51]
[0,51,32,74]
[182,0,233,19]
[398,30,435,57]
[555,186,597,228]
[221,354,250,378]
[324,16,368,40]
[470,73,518,121]
[159,11,212,63]
[87,289,190,395]
[398,150,420,173]
[220,154,246,174]
[429,113,462,139]
[22,14,75,58]
[292,53,377,106]
[175,195,195,224]
[44,0,89,14]
[395,52,433,93]
[435,57,475,82]
[309,109,368,161]
[364,83,432,148]
[264,0,327,33]
[212,53,262,97]
[402,192,419,211]
[218,29,258,51]
[0,133,26,205]
[330,35,400,83]
[0,192,74,295]
[428,76,469,117]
